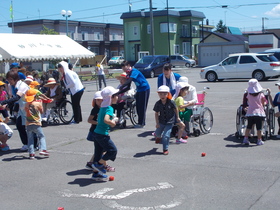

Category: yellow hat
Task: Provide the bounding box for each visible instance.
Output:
[29,81,40,88]
[0,81,5,86]
[25,88,39,102]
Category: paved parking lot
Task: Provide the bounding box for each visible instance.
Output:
[1,67,280,210]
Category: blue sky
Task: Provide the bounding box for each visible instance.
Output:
[0,0,280,33]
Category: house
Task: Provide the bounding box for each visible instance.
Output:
[198,32,248,66]
[7,19,124,60]
[120,10,206,62]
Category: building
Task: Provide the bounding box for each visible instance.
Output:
[7,19,124,60]
[120,10,206,62]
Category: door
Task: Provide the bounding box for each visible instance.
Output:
[238,55,257,78]
[217,56,238,78]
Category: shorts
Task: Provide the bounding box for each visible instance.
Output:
[246,116,265,130]
[0,109,9,118]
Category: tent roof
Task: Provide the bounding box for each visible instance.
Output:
[0,34,95,61]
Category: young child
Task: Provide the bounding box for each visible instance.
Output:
[268,82,280,138]
[91,86,119,180]
[25,88,49,159]
[243,79,267,146]
[0,81,9,123]
[0,117,13,151]
[153,85,184,155]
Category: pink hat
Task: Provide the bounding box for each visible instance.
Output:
[25,75,34,82]
[247,79,262,93]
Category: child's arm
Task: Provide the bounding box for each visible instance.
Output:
[155,112,160,128]
[88,115,97,125]
[267,89,275,108]
[104,114,116,127]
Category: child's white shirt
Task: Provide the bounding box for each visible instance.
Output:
[0,122,13,136]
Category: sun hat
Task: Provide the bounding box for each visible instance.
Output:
[247,79,263,93]
[101,86,119,107]
[178,76,189,85]
[115,72,127,80]
[43,78,59,87]
[10,62,19,69]
[172,82,190,100]
[25,75,34,82]
[29,81,40,88]
[157,85,170,93]
[25,88,39,102]
[275,81,280,86]
[0,81,5,86]
[93,91,103,100]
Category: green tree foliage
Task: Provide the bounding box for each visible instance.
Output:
[39,25,59,35]
[215,20,227,33]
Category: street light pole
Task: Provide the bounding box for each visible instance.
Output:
[166,0,171,58]
[61,10,72,37]
[149,0,155,56]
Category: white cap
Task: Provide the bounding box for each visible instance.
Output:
[93,91,103,99]
[101,86,119,107]
[178,76,189,84]
[157,85,170,92]
[247,79,262,93]
[25,75,34,82]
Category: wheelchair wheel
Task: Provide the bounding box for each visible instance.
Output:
[129,101,138,126]
[236,105,246,139]
[199,107,213,134]
[262,118,269,141]
[58,100,74,124]
[193,128,201,137]
[268,108,275,137]
[118,109,127,129]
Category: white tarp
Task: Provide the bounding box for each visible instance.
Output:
[0,33,95,61]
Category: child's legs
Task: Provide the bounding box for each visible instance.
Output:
[0,134,9,145]
[255,117,264,139]
[34,126,47,150]
[176,123,185,139]
[16,116,28,145]
[100,136,117,162]
[26,126,35,154]
[155,123,165,138]
[93,132,106,163]
[161,124,172,151]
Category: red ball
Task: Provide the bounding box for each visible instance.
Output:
[201,152,206,157]
[109,176,114,181]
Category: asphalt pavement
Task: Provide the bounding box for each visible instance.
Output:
[1,67,280,210]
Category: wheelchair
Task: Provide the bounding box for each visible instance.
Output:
[42,87,74,125]
[117,96,137,128]
[235,90,275,140]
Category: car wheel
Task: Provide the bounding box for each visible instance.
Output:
[206,72,217,82]
[253,70,265,81]
[185,63,191,68]
[149,70,155,78]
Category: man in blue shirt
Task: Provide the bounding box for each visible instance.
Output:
[158,63,181,96]
[119,61,150,128]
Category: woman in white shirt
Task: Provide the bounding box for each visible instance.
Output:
[95,61,107,91]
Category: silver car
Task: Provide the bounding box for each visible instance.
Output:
[108,56,125,67]
[170,55,196,68]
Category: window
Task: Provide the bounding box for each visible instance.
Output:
[170,56,176,60]
[82,32,88,41]
[91,47,99,55]
[182,24,189,37]
[183,42,190,55]
[240,56,256,64]
[112,33,116,41]
[133,26,138,35]
[160,23,177,33]
[257,55,278,62]
[222,56,238,65]
[192,26,198,35]
[94,32,100,40]
[147,24,151,34]
[174,45,179,55]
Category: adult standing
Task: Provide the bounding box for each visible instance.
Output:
[57,61,84,124]
[158,63,181,96]
[95,61,107,91]
[119,61,150,128]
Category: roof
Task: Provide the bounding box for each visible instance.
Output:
[0,34,95,62]
[201,32,248,43]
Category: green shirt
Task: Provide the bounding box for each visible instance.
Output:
[94,106,114,135]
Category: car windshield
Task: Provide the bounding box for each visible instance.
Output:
[136,57,154,64]
[256,55,278,62]
[182,55,190,60]
[110,57,119,60]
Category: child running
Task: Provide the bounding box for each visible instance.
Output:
[153,85,185,155]
[243,79,267,146]
[0,117,13,151]
[91,86,119,180]
[25,88,49,159]
[0,81,9,123]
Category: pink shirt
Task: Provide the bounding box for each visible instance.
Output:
[246,93,267,117]
[0,91,7,110]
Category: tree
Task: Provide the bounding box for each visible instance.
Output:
[215,20,227,33]
[39,25,59,35]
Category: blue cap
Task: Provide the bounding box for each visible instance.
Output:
[10,62,19,69]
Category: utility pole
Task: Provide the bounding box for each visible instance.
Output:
[149,0,155,55]
[166,0,170,58]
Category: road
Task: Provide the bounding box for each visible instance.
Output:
[1,67,280,210]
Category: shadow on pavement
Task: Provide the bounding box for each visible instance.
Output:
[2,154,49,161]
[133,148,162,158]
[68,178,106,187]
[0,148,27,157]
[66,169,92,176]
[137,130,154,138]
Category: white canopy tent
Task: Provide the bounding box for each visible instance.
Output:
[0,33,95,61]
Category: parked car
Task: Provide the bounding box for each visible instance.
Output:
[108,56,125,67]
[263,48,280,61]
[134,55,170,78]
[200,53,280,82]
[170,55,196,68]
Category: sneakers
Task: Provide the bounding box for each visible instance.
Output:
[39,150,49,156]
[0,144,10,151]
[163,150,169,155]
[176,138,188,144]
[92,162,106,174]
[155,137,161,144]
[20,145,28,151]
[134,124,144,128]
[91,172,108,181]
[182,135,189,139]
[105,165,115,172]
[29,154,35,160]
[243,138,250,145]
[257,140,264,145]
[86,162,93,170]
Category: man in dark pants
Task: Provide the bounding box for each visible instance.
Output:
[118,61,150,128]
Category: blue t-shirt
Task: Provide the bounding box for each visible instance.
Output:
[130,68,150,92]
[273,92,280,111]
[157,72,181,96]
[94,106,114,135]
